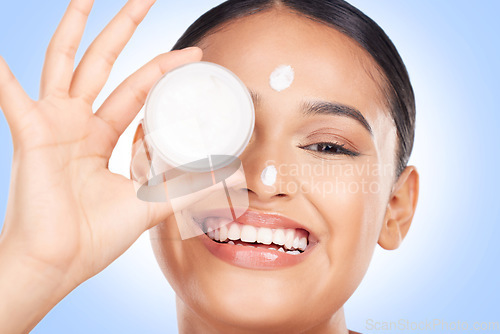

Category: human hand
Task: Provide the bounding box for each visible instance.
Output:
[0,0,201,331]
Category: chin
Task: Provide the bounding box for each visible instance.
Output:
[187,286,331,333]
[172,258,346,333]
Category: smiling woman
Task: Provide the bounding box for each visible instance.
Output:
[139,1,419,333]
[0,0,418,333]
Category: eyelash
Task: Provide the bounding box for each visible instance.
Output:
[299,142,360,157]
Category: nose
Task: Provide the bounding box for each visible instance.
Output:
[238,138,298,205]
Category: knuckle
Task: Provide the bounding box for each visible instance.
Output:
[124,10,143,27]
[69,1,92,19]
[48,42,78,61]
[126,83,148,107]
[94,48,119,68]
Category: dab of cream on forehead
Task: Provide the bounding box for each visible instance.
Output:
[269,65,294,92]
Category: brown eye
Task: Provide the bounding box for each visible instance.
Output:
[300,142,360,157]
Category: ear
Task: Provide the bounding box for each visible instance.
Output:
[378,165,419,250]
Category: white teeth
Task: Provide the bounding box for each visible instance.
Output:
[273,229,286,246]
[257,227,273,245]
[204,217,310,253]
[284,229,295,250]
[298,237,307,251]
[240,225,257,243]
[227,223,240,240]
[219,224,228,242]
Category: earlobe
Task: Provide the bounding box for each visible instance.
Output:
[378,166,420,250]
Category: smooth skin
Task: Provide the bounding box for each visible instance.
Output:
[0,1,419,334]
[0,0,202,332]
[143,6,419,334]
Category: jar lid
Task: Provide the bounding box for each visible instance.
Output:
[144,61,255,172]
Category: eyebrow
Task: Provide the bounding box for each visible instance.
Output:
[247,89,372,136]
[249,90,261,108]
[301,101,373,136]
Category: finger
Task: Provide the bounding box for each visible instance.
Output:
[120,180,173,236]
[141,163,247,231]
[70,0,156,103]
[0,56,34,131]
[40,0,94,98]
[96,47,203,139]
[133,157,246,230]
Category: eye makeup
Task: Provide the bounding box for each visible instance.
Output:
[299,142,360,157]
[297,126,364,159]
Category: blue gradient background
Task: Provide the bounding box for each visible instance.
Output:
[1,1,499,333]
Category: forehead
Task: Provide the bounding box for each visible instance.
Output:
[198,8,396,156]
[199,8,387,105]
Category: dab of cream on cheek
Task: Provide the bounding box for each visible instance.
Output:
[269,65,295,92]
[261,165,277,186]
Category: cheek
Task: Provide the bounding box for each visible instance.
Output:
[303,161,388,281]
[150,216,191,290]
[327,187,382,265]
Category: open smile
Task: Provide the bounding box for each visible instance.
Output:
[194,209,318,269]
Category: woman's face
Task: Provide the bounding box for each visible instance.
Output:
[149,8,399,332]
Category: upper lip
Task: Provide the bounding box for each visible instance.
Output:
[193,208,318,242]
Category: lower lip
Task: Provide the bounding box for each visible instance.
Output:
[199,233,315,269]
